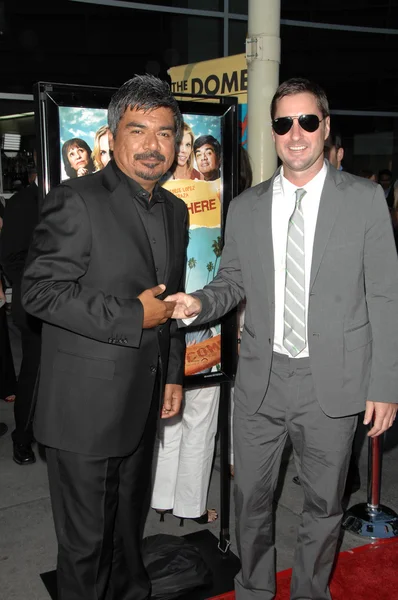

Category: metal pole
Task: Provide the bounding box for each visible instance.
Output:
[246,0,281,185]
[342,427,398,539]
[218,380,232,554]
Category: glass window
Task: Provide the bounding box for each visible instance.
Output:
[119,0,224,11]
[229,0,248,15]
[280,25,397,113]
[326,114,397,180]
[281,1,398,29]
[228,19,248,56]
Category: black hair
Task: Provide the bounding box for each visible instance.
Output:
[193,135,221,161]
[107,73,183,147]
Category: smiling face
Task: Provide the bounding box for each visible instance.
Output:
[177,132,192,167]
[99,132,111,167]
[195,144,219,180]
[272,92,330,185]
[109,106,176,192]
[67,145,90,172]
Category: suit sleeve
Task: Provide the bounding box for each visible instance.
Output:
[188,198,245,326]
[166,207,188,384]
[364,185,398,404]
[21,184,144,347]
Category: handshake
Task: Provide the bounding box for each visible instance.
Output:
[138,284,202,329]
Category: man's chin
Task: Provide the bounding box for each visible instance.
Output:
[136,168,164,182]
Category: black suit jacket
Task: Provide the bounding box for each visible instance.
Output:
[21,162,188,456]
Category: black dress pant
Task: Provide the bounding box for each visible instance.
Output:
[12,316,41,445]
[0,303,17,399]
[46,384,159,600]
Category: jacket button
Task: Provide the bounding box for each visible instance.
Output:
[150,365,157,374]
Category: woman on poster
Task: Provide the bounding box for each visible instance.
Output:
[92,125,112,171]
[164,122,202,182]
[61,137,95,179]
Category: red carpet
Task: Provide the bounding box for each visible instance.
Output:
[209,538,398,600]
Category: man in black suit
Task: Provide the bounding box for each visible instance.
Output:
[1,169,41,464]
[21,74,188,600]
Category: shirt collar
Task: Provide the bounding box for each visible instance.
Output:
[112,160,165,202]
[280,160,328,199]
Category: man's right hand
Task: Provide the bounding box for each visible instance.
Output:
[138,284,176,329]
[164,292,202,319]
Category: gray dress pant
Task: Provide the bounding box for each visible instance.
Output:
[233,352,357,600]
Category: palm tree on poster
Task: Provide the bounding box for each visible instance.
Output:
[212,236,222,277]
[186,257,197,287]
[206,261,214,283]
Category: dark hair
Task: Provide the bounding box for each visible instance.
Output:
[62,138,95,179]
[270,77,330,120]
[325,129,343,151]
[238,146,253,194]
[358,168,375,179]
[107,74,183,146]
[378,169,392,179]
[193,135,221,161]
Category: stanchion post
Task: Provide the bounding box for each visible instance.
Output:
[342,424,398,539]
[218,379,232,554]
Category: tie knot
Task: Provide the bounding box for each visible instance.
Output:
[295,188,306,205]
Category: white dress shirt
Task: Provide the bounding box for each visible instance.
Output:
[272,162,327,357]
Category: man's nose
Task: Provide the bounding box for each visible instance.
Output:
[144,131,160,149]
[290,119,302,140]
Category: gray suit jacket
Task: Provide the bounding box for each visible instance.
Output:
[191,163,398,417]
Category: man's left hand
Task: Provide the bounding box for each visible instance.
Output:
[364,401,398,437]
[161,384,183,419]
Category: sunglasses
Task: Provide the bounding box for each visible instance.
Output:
[272,114,325,136]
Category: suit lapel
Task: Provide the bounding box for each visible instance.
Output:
[252,176,276,316]
[310,166,345,290]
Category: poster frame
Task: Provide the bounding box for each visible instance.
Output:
[33,82,239,388]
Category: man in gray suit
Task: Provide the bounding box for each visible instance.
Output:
[166,78,398,600]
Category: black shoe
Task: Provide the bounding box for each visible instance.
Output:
[13,442,36,465]
[0,423,8,437]
[292,475,301,486]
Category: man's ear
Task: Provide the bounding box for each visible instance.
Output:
[108,131,114,151]
[337,147,344,163]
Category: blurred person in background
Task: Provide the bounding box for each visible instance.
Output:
[324,129,344,171]
[0,202,17,412]
[0,163,41,465]
[358,168,377,182]
[378,169,395,209]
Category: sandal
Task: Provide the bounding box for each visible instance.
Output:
[177,508,218,527]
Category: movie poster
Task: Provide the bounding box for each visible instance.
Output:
[59,107,109,180]
[57,107,224,377]
[161,114,222,377]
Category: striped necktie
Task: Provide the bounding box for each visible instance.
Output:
[283,188,306,357]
